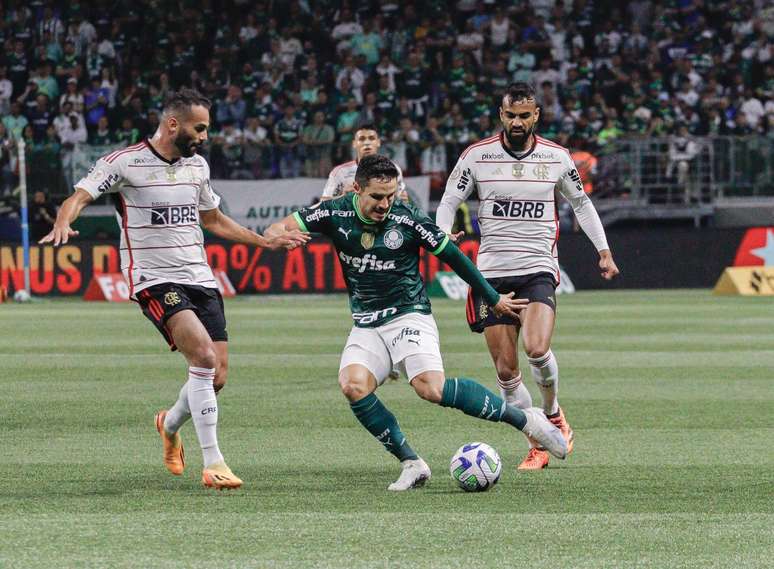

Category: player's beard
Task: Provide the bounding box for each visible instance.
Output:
[174,131,200,158]
[504,123,535,151]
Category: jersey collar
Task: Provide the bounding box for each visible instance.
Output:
[353,193,395,225]
[145,138,180,164]
[499,131,536,161]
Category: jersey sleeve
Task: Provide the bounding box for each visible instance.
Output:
[556,153,609,252]
[436,151,476,232]
[321,169,339,198]
[75,156,124,198]
[198,160,221,211]
[292,199,335,235]
[395,163,406,193]
[411,207,451,256]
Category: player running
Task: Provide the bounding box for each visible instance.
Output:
[321,122,409,202]
[40,89,308,490]
[436,83,620,470]
[268,154,567,490]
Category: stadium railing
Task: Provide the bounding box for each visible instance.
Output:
[5,136,773,206]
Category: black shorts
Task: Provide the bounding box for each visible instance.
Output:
[137,283,228,350]
[466,272,557,333]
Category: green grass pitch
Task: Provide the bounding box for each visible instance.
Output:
[1,290,772,568]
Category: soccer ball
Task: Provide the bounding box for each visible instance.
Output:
[449,442,502,492]
[13,289,31,303]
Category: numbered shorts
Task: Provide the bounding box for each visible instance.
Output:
[339,313,444,384]
[136,283,228,351]
[466,272,557,333]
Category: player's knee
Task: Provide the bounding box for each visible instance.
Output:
[338,372,370,402]
[524,342,550,361]
[494,357,518,381]
[411,373,444,403]
[190,345,217,370]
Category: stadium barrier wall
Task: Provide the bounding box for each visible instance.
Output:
[0,227,747,296]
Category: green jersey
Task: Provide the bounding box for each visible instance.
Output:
[293,194,451,328]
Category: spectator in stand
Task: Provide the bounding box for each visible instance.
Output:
[89,116,113,145]
[0,66,13,116]
[243,116,272,178]
[60,78,84,113]
[302,111,335,177]
[274,104,303,178]
[29,190,58,240]
[668,125,700,203]
[84,77,109,130]
[28,94,54,142]
[0,123,14,195]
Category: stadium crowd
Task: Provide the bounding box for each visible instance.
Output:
[0,0,772,195]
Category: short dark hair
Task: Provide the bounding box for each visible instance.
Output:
[354,122,379,135]
[355,154,398,189]
[502,82,537,106]
[163,88,211,116]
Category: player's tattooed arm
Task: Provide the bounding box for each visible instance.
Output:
[200,208,309,250]
[39,188,93,246]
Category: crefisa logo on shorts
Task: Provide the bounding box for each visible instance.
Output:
[383,229,404,250]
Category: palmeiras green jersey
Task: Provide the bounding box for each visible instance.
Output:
[294,194,451,327]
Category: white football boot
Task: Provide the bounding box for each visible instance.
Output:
[387,458,431,491]
[522,407,568,459]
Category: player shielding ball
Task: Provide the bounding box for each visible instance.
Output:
[40,89,308,489]
[268,154,567,490]
[321,123,409,202]
[436,83,619,470]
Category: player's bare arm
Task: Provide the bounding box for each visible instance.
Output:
[200,208,309,250]
[265,212,305,239]
[39,188,93,246]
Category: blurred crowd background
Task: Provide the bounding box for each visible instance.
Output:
[0,0,772,204]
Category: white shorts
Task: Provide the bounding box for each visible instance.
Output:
[339,312,445,384]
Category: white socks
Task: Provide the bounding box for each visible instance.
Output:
[163,380,191,434]
[528,350,560,415]
[187,366,224,468]
[497,372,533,409]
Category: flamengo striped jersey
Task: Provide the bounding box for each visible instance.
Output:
[321,159,406,198]
[437,132,608,281]
[75,140,220,298]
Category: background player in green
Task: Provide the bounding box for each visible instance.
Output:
[268,154,567,490]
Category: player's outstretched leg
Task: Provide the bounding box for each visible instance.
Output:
[413,373,567,460]
[341,364,430,491]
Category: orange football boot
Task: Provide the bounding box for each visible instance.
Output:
[155,410,185,475]
[517,447,550,470]
[202,462,243,490]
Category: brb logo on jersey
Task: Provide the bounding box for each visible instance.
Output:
[150,205,198,225]
[492,200,546,219]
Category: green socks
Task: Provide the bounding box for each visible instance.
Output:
[440,377,527,430]
[350,393,418,461]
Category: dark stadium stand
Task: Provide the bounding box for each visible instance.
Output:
[0,0,772,223]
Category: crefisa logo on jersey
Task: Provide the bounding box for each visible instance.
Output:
[151,205,198,225]
[383,228,404,250]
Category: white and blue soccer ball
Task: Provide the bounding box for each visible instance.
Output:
[449,442,502,492]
